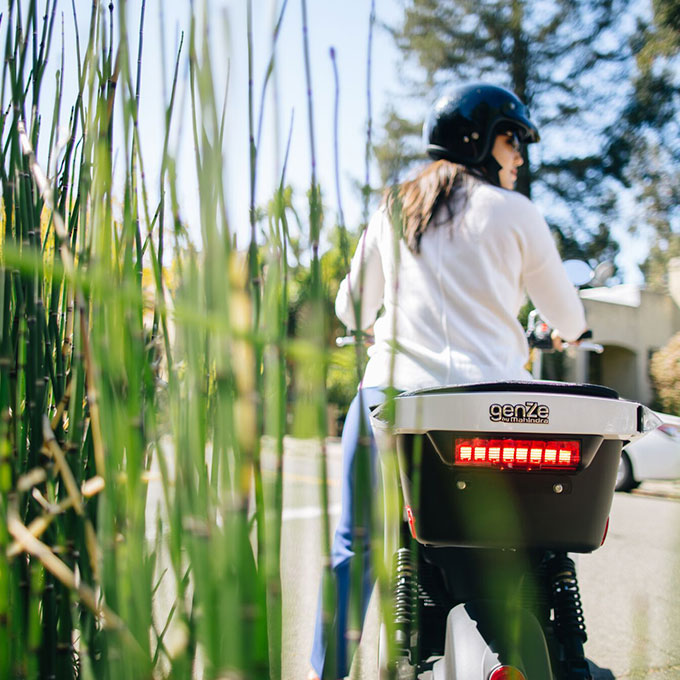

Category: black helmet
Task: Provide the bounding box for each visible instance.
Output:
[424,83,539,165]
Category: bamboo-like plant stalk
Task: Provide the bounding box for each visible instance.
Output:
[0,0,388,678]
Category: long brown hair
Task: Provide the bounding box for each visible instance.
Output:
[384,160,467,253]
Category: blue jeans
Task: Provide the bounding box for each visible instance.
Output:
[310,387,385,678]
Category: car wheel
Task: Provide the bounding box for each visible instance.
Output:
[616,451,638,492]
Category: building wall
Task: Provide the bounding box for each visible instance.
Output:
[565,291,680,405]
[593,346,638,400]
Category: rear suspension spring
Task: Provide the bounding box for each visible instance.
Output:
[549,553,587,644]
[393,548,415,654]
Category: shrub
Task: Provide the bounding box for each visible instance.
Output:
[650,332,680,415]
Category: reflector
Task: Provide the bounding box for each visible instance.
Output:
[488,666,527,680]
[454,437,580,470]
[405,505,417,539]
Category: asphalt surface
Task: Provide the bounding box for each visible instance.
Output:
[279,438,680,680]
[578,490,680,679]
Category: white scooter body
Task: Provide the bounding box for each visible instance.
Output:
[371,381,658,680]
[383,388,647,438]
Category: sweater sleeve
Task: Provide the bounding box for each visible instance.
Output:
[335,208,387,331]
[521,207,587,342]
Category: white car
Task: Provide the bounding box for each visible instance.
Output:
[616,412,680,492]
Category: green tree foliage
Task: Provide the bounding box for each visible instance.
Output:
[636,152,680,289]
[650,331,680,415]
[642,0,680,59]
[376,0,643,265]
[608,0,680,289]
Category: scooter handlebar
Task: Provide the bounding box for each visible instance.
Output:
[337,334,603,353]
[565,340,604,354]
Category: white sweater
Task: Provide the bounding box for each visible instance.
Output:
[335,178,587,391]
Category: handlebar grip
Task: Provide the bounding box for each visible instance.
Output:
[570,340,604,354]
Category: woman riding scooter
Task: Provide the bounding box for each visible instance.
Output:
[309,83,588,680]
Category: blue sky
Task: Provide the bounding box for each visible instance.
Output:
[208,0,409,246]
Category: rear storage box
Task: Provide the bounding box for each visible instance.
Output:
[396,432,621,552]
[380,381,632,553]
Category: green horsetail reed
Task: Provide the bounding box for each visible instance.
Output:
[0,0,391,678]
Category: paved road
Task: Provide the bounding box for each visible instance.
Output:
[280,438,680,680]
[578,491,680,679]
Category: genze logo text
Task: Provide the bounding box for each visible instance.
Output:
[489,401,550,424]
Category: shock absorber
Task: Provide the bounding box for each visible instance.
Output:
[393,547,415,656]
[548,553,592,679]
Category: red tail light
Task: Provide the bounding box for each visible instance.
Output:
[455,437,580,470]
[489,667,526,680]
[405,505,417,539]
[601,516,610,546]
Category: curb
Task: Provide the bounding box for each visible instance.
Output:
[630,481,680,501]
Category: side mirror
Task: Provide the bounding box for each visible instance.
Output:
[592,260,615,287]
[563,259,593,287]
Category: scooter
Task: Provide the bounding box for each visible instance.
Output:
[366,314,659,679]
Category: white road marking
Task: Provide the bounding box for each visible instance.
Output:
[282,503,341,522]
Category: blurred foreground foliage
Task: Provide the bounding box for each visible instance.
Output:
[0,0,368,675]
[287,222,362,430]
[0,0,284,677]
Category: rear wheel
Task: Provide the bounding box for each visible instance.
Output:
[615,451,638,492]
